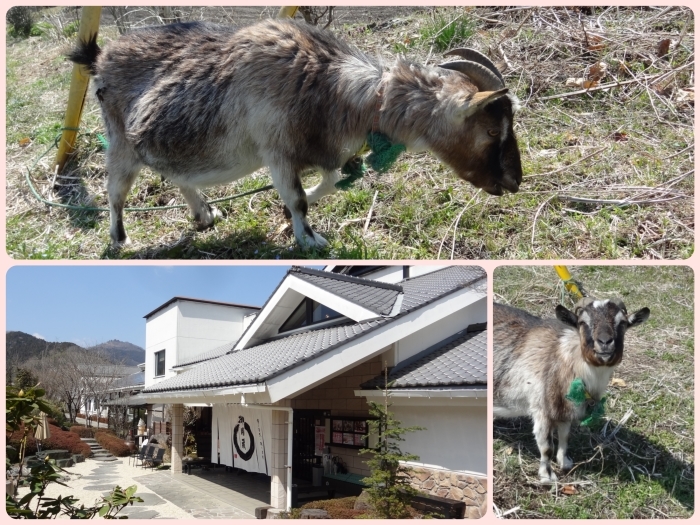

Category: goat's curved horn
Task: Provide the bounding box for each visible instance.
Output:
[445,48,504,86]
[438,60,503,92]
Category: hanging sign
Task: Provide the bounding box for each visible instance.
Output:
[314,425,326,456]
[212,405,272,475]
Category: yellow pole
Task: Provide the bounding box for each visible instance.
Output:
[54,6,102,174]
[554,266,583,300]
[277,6,299,18]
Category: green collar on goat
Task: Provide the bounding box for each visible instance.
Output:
[336,132,406,190]
[566,377,606,426]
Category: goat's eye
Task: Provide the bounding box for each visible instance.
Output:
[488,129,499,137]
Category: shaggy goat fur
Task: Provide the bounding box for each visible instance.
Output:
[493,299,650,482]
[69,19,523,248]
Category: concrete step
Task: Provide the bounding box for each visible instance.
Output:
[92,456,118,462]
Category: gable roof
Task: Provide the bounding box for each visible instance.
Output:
[143,266,485,394]
[360,324,487,389]
[292,267,402,316]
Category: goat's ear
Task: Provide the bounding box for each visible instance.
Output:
[555,305,578,327]
[455,88,509,119]
[628,307,650,327]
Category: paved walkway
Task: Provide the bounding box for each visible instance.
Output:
[132,468,270,518]
[17,456,271,519]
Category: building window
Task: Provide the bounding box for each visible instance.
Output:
[155,350,165,377]
[279,298,343,333]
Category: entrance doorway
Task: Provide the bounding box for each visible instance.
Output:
[292,410,328,481]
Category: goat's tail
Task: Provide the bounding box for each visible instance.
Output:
[67,33,101,75]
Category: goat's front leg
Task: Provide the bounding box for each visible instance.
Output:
[178,185,221,230]
[271,164,329,249]
[556,421,573,471]
[532,412,556,483]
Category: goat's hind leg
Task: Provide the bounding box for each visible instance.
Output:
[532,413,557,483]
[556,421,573,471]
[106,149,142,247]
[177,185,221,230]
[271,164,328,249]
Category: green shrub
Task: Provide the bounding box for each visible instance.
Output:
[6,6,33,38]
[30,21,52,37]
[419,12,476,52]
[62,20,80,37]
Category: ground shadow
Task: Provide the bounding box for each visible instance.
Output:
[494,417,694,517]
[188,465,271,503]
[99,223,371,260]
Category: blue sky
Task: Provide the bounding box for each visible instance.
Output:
[5,265,322,348]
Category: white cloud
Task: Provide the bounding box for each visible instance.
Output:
[32,333,45,340]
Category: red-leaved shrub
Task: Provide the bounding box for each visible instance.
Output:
[70,425,95,438]
[94,431,132,457]
[7,424,92,459]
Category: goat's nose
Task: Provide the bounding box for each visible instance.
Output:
[597,338,614,349]
[501,176,520,194]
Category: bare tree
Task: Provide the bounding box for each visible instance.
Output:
[298,6,335,29]
[107,390,135,439]
[106,6,130,35]
[80,348,125,428]
[31,346,87,423]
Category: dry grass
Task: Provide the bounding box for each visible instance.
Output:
[5,6,694,259]
[492,265,694,519]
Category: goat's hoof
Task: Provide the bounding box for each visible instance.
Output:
[195,207,222,231]
[111,236,132,249]
[298,231,329,250]
[559,457,573,471]
[538,466,557,484]
[539,476,557,485]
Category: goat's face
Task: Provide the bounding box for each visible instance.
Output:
[430,51,523,196]
[432,90,522,196]
[556,298,650,367]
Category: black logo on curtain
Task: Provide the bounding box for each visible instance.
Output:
[233,416,255,461]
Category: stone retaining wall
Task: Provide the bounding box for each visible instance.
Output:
[407,466,487,519]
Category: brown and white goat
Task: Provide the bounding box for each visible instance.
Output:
[68,19,523,248]
[493,298,650,482]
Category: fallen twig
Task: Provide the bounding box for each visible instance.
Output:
[538,62,694,101]
[363,190,378,234]
[558,195,686,206]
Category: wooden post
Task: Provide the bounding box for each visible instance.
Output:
[54,6,102,174]
[277,6,299,18]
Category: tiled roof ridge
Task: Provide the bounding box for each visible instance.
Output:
[290,266,403,292]
[399,265,484,284]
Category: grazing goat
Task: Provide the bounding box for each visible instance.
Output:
[68,18,523,248]
[493,298,650,482]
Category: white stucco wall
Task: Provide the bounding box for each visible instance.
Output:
[175,301,257,365]
[393,404,487,475]
[144,305,178,388]
[144,300,257,388]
